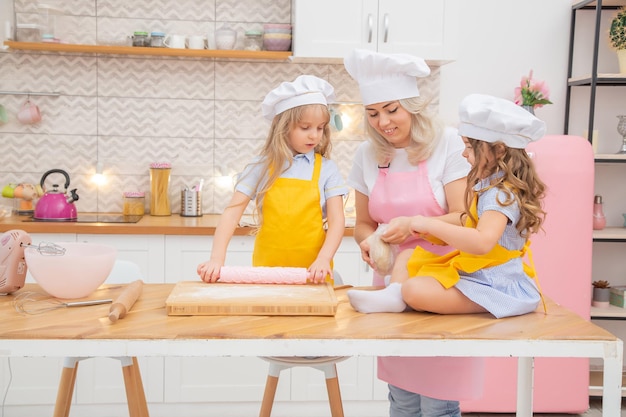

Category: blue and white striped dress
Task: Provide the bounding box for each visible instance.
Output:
[454,179,541,318]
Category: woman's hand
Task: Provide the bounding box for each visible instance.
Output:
[197,260,223,283]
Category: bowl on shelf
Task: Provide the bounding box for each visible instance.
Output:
[25,242,117,299]
[263,23,292,32]
[263,36,292,51]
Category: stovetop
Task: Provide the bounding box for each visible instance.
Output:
[23,214,144,223]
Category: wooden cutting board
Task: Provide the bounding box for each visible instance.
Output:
[165,281,338,316]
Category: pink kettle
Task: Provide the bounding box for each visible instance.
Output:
[33,169,79,221]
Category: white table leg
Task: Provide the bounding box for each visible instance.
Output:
[516,356,534,417]
[602,340,624,417]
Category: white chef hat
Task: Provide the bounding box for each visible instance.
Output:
[457,94,546,149]
[262,75,336,120]
[343,49,430,105]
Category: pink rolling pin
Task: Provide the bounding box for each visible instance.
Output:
[219,266,308,284]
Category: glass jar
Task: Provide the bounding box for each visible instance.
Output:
[244,30,263,51]
[132,31,149,47]
[123,191,145,216]
[149,162,172,216]
[150,31,165,47]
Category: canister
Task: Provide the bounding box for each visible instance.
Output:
[149,162,171,216]
[150,31,165,47]
[123,191,145,216]
[244,30,263,51]
[132,31,149,47]
[180,189,202,217]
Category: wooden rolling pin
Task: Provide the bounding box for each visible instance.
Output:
[108,280,144,323]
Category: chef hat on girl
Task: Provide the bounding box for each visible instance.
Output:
[457,94,546,149]
[343,49,430,105]
[262,75,336,120]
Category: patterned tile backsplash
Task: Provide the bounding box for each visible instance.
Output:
[1,0,440,215]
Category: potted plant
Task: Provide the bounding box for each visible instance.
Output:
[609,7,626,74]
[592,280,611,308]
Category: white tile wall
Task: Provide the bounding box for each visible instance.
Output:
[0,0,440,214]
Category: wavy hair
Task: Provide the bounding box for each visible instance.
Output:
[234,104,332,227]
[463,138,546,238]
[364,95,443,166]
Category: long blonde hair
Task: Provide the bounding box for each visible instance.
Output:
[364,95,443,166]
[235,104,332,226]
[464,138,546,238]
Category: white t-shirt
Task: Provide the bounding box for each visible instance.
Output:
[347,126,470,210]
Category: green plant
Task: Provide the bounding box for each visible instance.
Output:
[609,7,626,50]
[592,280,611,289]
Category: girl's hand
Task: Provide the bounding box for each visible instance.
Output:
[197,260,223,283]
[359,235,375,269]
[308,258,333,284]
[383,216,413,244]
[408,215,429,236]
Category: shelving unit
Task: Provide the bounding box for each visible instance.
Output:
[2,41,292,60]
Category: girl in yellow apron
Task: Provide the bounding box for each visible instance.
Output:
[348,93,548,319]
[197,75,348,284]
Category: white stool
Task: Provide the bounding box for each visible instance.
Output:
[53,260,149,417]
[259,356,348,417]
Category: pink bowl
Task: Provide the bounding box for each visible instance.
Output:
[263,37,292,51]
[25,242,117,299]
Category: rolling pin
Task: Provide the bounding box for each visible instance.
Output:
[108,279,144,323]
[219,266,308,284]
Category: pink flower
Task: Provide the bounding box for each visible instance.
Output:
[514,70,552,108]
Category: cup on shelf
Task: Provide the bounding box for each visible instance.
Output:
[163,34,186,49]
[187,35,206,50]
[215,25,236,50]
[17,99,42,125]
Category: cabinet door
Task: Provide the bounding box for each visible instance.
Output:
[377,0,459,60]
[292,0,378,58]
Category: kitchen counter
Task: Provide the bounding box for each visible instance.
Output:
[0,214,356,237]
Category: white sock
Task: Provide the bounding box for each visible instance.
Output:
[347,282,406,314]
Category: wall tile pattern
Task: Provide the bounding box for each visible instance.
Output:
[2,0,440,215]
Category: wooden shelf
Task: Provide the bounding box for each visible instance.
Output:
[3,41,292,60]
[589,369,626,397]
[595,153,626,162]
[591,304,626,319]
[568,73,626,86]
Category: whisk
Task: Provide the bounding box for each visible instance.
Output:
[13,291,112,315]
[21,241,66,256]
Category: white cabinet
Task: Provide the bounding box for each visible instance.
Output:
[334,237,373,287]
[292,0,459,61]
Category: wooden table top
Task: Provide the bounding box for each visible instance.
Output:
[0,284,616,344]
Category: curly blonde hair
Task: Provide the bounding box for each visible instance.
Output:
[235,104,332,226]
[463,138,546,238]
[364,95,443,166]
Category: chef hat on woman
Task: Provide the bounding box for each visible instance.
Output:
[344,49,430,105]
[262,75,336,120]
[457,94,546,149]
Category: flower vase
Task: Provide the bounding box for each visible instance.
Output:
[592,287,611,308]
[522,105,535,115]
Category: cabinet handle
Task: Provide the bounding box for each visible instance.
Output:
[367,14,373,43]
[383,13,389,43]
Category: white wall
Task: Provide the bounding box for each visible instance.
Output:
[439,0,572,135]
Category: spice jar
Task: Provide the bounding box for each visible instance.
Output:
[149,162,172,216]
[132,31,149,47]
[150,31,165,47]
[123,191,146,216]
[244,30,263,51]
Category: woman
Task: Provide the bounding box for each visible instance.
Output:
[344,49,483,417]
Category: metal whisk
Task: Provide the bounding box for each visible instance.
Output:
[21,241,66,256]
[13,291,112,315]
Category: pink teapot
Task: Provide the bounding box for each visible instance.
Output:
[33,169,79,221]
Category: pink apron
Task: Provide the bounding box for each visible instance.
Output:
[369,161,484,401]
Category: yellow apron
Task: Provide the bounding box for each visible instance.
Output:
[406,193,546,311]
[252,153,332,283]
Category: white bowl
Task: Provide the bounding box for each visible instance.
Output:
[25,242,117,299]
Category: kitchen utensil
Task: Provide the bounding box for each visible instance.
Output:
[33,169,79,220]
[0,229,31,295]
[215,24,236,50]
[13,291,112,315]
[0,104,8,124]
[21,241,66,256]
[219,266,308,284]
[24,242,117,299]
[17,99,42,124]
[149,163,171,216]
[163,34,186,49]
[166,281,338,316]
[180,188,201,217]
[108,279,143,322]
[186,35,205,50]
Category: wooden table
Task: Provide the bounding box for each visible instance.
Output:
[0,284,622,417]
